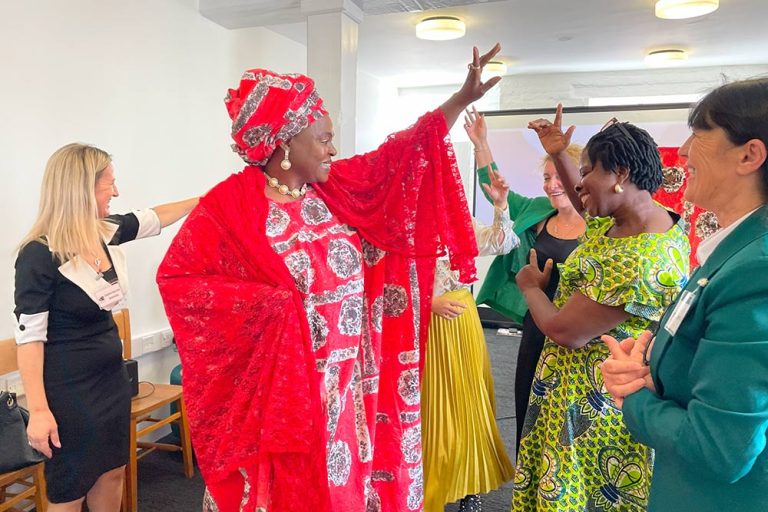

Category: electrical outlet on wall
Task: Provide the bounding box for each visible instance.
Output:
[160,329,173,349]
[133,329,175,356]
[139,334,157,354]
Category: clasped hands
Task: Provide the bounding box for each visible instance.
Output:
[601,330,656,409]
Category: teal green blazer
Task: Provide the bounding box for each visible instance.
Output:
[623,205,768,512]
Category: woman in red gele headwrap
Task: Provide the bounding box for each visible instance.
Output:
[157,44,501,512]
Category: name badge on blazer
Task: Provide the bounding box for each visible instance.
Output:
[663,277,708,336]
[94,280,124,311]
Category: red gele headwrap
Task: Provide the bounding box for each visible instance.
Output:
[225,69,328,166]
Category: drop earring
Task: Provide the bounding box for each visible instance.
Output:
[614,183,624,194]
[280,144,292,171]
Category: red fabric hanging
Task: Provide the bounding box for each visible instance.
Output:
[654,147,719,267]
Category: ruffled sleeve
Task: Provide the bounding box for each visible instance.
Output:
[314,109,477,283]
[558,216,688,323]
[474,207,518,257]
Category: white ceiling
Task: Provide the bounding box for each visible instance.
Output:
[219,0,768,87]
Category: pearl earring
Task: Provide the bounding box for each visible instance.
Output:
[614,183,624,194]
[280,144,292,171]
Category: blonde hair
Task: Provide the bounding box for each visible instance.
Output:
[19,143,113,264]
[541,144,584,169]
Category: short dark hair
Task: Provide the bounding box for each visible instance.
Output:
[689,77,768,194]
[584,122,663,193]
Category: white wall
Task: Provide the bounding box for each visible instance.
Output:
[355,71,399,154]
[0,1,307,385]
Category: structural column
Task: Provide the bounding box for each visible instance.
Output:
[303,0,362,157]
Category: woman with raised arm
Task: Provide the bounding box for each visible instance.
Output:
[510,105,689,511]
[157,46,502,512]
[601,78,768,512]
[14,143,197,511]
[467,107,586,454]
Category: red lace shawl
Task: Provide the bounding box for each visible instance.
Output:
[157,109,476,511]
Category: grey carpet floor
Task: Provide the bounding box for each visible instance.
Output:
[137,328,522,511]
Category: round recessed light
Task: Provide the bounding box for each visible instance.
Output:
[645,49,689,66]
[416,16,466,41]
[484,61,508,77]
[655,0,719,19]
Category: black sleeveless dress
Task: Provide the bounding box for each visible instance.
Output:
[513,215,579,454]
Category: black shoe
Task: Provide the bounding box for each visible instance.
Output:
[458,494,482,512]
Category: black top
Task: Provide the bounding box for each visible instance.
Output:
[534,217,580,301]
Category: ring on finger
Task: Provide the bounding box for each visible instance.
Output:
[467,63,480,71]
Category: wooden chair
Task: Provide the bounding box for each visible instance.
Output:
[0,338,47,512]
[112,309,194,512]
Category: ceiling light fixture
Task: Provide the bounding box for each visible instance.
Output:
[484,61,508,77]
[645,49,689,66]
[655,0,719,19]
[415,16,466,41]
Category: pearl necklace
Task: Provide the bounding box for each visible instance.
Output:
[265,174,307,199]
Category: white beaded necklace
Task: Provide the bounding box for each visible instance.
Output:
[265,174,307,199]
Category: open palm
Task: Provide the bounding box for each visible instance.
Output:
[481,168,509,208]
[464,105,487,147]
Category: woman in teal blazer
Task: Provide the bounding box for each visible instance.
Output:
[602,78,768,512]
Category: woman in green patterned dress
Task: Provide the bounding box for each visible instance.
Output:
[510,105,690,511]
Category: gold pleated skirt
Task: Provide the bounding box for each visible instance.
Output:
[421,288,514,512]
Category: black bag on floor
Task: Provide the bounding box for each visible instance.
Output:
[0,391,46,473]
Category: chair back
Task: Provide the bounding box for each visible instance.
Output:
[113,308,132,359]
[0,338,18,376]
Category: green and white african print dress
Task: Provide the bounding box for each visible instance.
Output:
[511,215,689,512]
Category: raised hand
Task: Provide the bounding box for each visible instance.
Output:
[515,248,553,292]
[464,106,487,147]
[481,168,510,209]
[528,103,576,156]
[441,44,502,128]
[458,44,503,104]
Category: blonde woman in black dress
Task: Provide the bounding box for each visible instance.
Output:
[14,143,197,511]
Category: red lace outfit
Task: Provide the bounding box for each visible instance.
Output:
[157,110,477,512]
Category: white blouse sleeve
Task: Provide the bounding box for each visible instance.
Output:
[132,208,162,239]
[473,206,519,257]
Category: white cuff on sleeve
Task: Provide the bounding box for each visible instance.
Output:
[15,312,49,345]
[133,209,162,239]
